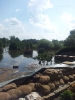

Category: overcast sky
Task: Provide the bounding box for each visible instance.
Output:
[0,0,75,40]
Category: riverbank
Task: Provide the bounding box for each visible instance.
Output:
[0,62,74,83]
[0,64,41,82]
[0,66,75,100]
[0,68,27,82]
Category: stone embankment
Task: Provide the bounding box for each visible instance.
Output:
[0,67,75,100]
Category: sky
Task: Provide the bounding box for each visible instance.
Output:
[0,0,75,41]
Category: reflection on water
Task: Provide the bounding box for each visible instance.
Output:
[1,47,75,71]
[23,53,32,58]
[0,49,39,70]
[32,50,38,58]
[9,51,23,58]
[0,51,3,61]
[23,50,38,58]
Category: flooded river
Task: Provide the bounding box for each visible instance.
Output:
[0,48,75,85]
[0,48,38,69]
[0,48,75,71]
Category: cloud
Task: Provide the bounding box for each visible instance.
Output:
[0,23,8,33]
[61,12,73,22]
[0,18,30,39]
[61,12,75,30]
[15,9,21,12]
[28,0,53,12]
[28,0,57,36]
[29,13,57,33]
[0,18,63,40]
[1,17,55,40]
[5,17,21,25]
[0,23,9,38]
[0,24,4,30]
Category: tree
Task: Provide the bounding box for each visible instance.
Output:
[25,42,30,49]
[38,39,53,50]
[22,39,38,49]
[29,42,33,49]
[0,40,3,51]
[15,37,20,42]
[2,37,9,47]
[64,30,75,47]
[52,40,63,50]
[9,41,18,50]
[10,36,15,41]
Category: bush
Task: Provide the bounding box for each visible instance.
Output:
[0,40,3,51]
[9,41,18,50]
[60,90,74,100]
[38,48,44,53]
[37,52,53,61]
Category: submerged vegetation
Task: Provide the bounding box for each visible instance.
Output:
[36,52,54,61]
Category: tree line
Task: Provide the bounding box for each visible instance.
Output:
[0,29,75,51]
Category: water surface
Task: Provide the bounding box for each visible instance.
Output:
[0,48,75,72]
[0,49,38,70]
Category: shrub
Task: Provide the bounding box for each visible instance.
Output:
[38,48,44,53]
[60,90,74,100]
[9,41,17,50]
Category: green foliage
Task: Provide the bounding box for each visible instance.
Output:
[60,90,74,100]
[26,43,30,49]
[2,29,75,52]
[38,48,44,53]
[2,37,9,47]
[26,42,33,49]
[9,41,18,50]
[0,40,3,51]
[29,42,33,49]
[10,36,15,41]
[52,40,64,50]
[37,39,63,51]
[38,39,53,50]
[0,52,3,61]
[64,30,75,47]
[37,52,54,61]
[22,39,38,49]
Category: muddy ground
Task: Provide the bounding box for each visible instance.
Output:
[0,68,27,82]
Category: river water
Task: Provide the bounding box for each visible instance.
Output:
[0,47,75,86]
[0,49,39,69]
[0,48,74,72]
[0,49,57,78]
